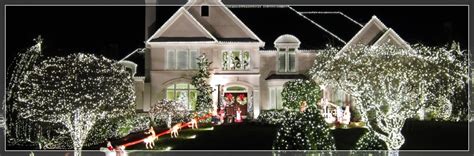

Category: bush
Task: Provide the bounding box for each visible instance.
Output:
[352,130,387,150]
[281,79,321,110]
[273,106,336,150]
[257,109,288,125]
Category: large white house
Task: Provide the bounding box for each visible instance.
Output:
[129,0,410,119]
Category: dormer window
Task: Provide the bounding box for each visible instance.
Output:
[278,48,296,73]
[201,5,209,17]
[274,34,300,73]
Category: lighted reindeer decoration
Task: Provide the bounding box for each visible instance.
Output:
[143,126,157,149]
[170,123,182,138]
[189,118,199,129]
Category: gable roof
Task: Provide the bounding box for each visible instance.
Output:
[146,7,217,43]
[183,0,263,43]
[339,16,410,52]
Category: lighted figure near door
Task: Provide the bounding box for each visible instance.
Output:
[235,107,242,122]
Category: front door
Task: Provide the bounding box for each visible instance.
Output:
[223,93,248,117]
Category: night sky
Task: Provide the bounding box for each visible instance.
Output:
[6,5,468,70]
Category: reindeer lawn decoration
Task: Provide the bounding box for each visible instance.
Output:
[189,118,199,129]
[143,126,157,149]
[170,123,182,138]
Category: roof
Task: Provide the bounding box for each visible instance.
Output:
[229,7,359,50]
[150,37,214,42]
[265,74,307,80]
[339,16,410,53]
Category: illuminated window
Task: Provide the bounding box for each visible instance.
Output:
[166,49,199,70]
[269,87,283,109]
[278,48,296,73]
[222,50,250,70]
[166,83,197,110]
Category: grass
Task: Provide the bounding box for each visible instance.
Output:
[87,120,469,151]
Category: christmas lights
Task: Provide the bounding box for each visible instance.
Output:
[273,106,335,150]
[16,53,135,156]
[281,79,321,110]
[149,99,190,128]
[191,55,214,116]
[310,43,467,150]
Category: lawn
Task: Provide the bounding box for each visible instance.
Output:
[91,120,468,151]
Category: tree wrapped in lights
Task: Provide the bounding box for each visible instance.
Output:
[191,54,214,116]
[149,98,190,128]
[17,53,135,156]
[281,79,321,110]
[310,43,467,150]
[273,105,336,150]
[5,36,43,142]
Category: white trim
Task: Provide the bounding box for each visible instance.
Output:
[217,1,265,45]
[372,28,412,50]
[339,15,389,53]
[145,7,217,44]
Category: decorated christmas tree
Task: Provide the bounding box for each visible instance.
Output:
[191,54,214,116]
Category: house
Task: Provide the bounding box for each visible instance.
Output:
[128,0,410,121]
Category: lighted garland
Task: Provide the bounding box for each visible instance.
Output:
[191,55,214,116]
[16,53,135,156]
[273,105,336,150]
[310,43,468,150]
[281,79,321,110]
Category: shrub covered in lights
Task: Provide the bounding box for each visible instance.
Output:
[352,130,387,150]
[273,105,336,150]
[149,99,191,128]
[281,79,321,110]
[257,109,288,125]
[16,53,135,156]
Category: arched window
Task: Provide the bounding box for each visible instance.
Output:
[166,83,197,110]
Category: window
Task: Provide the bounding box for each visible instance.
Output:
[278,48,296,73]
[201,5,209,17]
[222,50,250,70]
[166,49,199,70]
[269,87,283,109]
[166,83,197,110]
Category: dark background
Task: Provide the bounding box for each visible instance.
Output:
[5,5,468,67]
[1,1,472,156]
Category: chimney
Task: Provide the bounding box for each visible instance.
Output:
[145,0,157,41]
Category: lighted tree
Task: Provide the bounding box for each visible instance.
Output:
[310,43,467,150]
[5,36,43,141]
[149,98,190,128]
[191,54,214,116]
[273,105,335,150]
[17,53,135,156]
[281,79,321,110]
